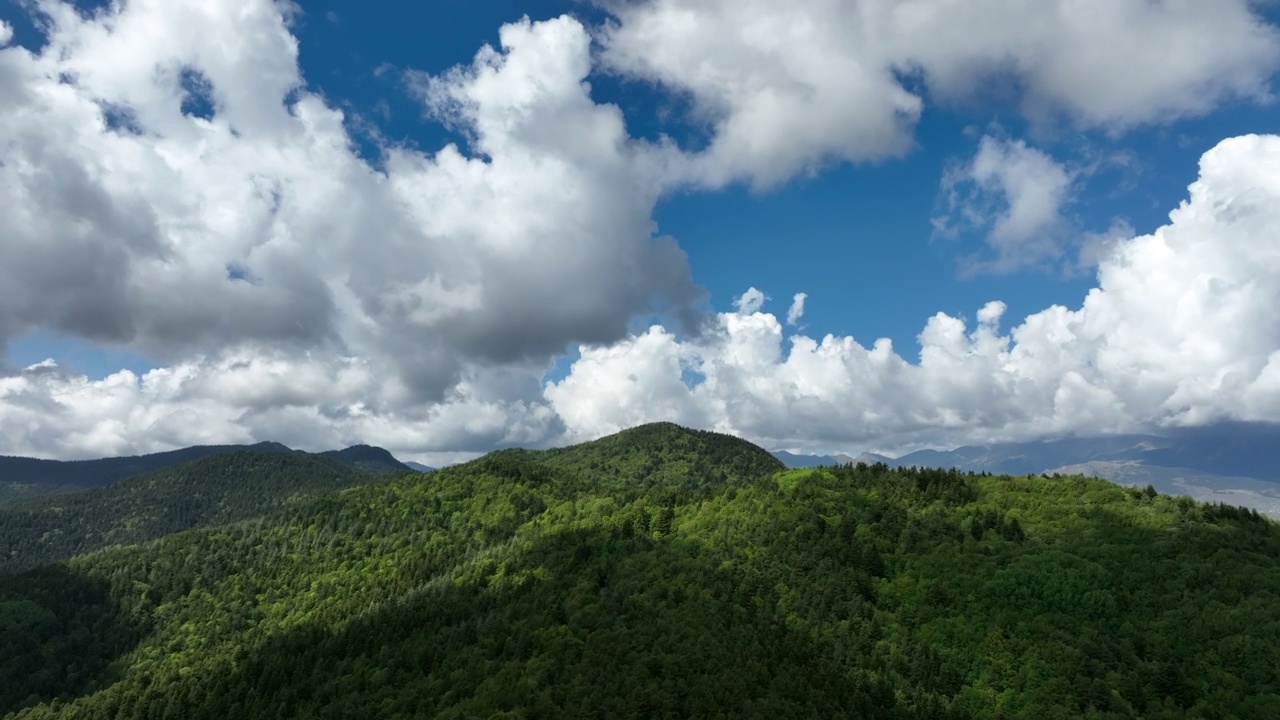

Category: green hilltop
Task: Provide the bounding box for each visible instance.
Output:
[1,423,1278,719]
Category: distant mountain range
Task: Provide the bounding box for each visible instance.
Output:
[0,442,414,507]
[770,450,857,468]
[774,423,1280,517]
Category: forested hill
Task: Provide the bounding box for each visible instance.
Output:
[0,442,410,507]
[318,445,412,475]
[2,423,1279,719]
[538,421,785,489]
[0,451,386,575]
[0,442,292,506]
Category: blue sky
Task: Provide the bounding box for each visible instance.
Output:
[296,1,1279,353]
[2,0,1280,462]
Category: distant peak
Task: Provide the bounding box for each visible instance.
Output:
[319,445,411,473]
[561,422,781,464]
[328,445,397,459]
[772,450,865,469]
[590,422,762,449]
[248,441,294,453]
[614,421,685,434]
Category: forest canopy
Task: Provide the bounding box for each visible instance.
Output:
[1,422,1277,719]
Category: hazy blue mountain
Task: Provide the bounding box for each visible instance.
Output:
[403,461,436,473]
[851,452,897,466]
[770,451,857,468]
[841,424,1280,518]
[771,424,1280,517]
[1048,460,1280,519]
[888,435,1161,476]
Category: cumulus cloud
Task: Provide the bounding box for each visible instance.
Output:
[0,20,12,47]
[0,351,559,463]
[5,131,1279,458]
[543,326,708,439]
[548,135,1280,451]
[3,0,1280,461]
[786,293,807,326]
[600,0,1280,189]
[733,287,767,315]
[1075,219,1135,274]
[937,136,1076,272]
[0,3,701,404]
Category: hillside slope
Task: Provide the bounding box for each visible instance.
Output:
[1,423,1277,719]
[0,451,384,575]
[318,445,411,474]
[0,442,292,506]
[0,443,411,508]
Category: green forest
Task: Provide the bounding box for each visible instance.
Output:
[0,442,408,508]
[1,422,1278,719]
[0,451,381,575]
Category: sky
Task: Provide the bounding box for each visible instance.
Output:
[1,0,1280,465]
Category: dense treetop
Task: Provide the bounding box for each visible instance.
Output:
[317,445,412,475]
[538,421,785,489]
[1,423,1277,719]
[0,451,378,575]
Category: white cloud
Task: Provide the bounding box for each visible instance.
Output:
[937,136,1075,272]
[0,2,711,456]
[0,2,704,455]
[543,326,707,439]
[733,287,767,315]
[2,0,1280,460]
[549,135,1280,451]
[786,293,807,326]
[599,0,924,190]
[0,20,12,47]
[1075,219,1135,273]
[5,135,1279,458]
[600,0,1280,190]
[0,351,558,461]
[975,300,1005,326]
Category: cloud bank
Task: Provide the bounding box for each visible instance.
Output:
[0,3,702,401]
[1,0,1279,460]
[549,135,1280,451]
[8,134,1279,459]
[601,0,1279,189]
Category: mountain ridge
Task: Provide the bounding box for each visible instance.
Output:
[773,425,1280,517]
[0,449,377,575]
[771,450,858,468]
[2,421,1277,718]
[0,441,411,507]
